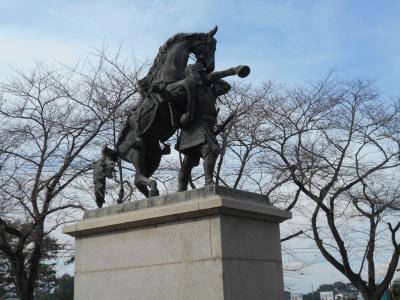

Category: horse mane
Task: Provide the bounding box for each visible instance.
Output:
[138,31,212,91]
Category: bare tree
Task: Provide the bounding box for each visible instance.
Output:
[215,83,306,241]
[0,50,142,300]
[204,82,310,275]
[258,75,400,299]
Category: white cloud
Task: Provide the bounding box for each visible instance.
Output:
[0,28,85,79]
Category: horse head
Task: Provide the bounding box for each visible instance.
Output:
[190,26,217,73]
[139,26,219,91]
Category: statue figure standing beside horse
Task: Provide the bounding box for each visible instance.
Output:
[93,26,250,208]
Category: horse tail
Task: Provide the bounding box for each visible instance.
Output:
[93,146,119,208]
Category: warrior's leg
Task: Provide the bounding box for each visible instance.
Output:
[200,144,220,186]
[178,154,200,192]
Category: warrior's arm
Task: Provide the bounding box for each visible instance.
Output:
[150,80,187,101]
[212,79,231,97]
[206,65,250,85]
[165,82,187,99]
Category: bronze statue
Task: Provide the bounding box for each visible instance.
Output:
[93,26,250,207]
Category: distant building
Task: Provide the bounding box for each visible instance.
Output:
[335,293,344,299]
[320,291,334,300]
[291,292,304,300]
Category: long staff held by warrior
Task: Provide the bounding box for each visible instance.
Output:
[215,111,236,136]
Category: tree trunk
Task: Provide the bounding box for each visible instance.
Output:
[15,274,34,300]
[12,226,44,300]
[362,293,380,300]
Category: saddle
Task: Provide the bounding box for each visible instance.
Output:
[123,95,160,137]
[117,95,159,151]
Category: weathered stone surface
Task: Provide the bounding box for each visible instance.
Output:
[220,215,282,261]
[83,185,270,219]
[75,259,225,300]
[64,185,290,237]
[223,259,285,300]
[74,217,221,273]
[65,187,290,300]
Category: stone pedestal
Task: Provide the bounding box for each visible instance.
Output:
[64,186,291,300]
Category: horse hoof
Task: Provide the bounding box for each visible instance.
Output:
[149,189,159,197]
[148,181,159,197]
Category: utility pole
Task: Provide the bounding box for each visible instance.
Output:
[312,285,315,300]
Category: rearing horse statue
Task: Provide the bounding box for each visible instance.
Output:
[93,26,250,207]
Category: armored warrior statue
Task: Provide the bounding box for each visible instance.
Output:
[151,61,250,191]
[174,62,231,191]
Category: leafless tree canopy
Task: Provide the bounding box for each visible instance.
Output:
[256,76,400,299]
[0,48,399,300]
[0,50,143,299]
[177,77,400,296]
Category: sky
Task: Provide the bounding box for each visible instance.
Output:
[1,0,399,94]
[1,0,400,294]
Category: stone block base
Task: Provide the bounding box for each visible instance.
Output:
[64,186,291,300]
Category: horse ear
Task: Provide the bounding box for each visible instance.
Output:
[102,145,111,155]
[102,145,118,161]
[208,25,218,37]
